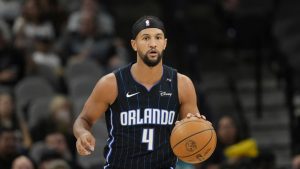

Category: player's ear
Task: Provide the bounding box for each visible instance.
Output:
[163,38,167,50]
[131,39,137,51]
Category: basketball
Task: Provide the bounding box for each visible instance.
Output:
[170,116,217,164]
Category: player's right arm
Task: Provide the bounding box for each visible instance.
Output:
[73,73,117,155]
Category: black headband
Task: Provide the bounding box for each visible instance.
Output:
[131,16,166,39]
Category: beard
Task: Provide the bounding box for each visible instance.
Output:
[138,49,163,67]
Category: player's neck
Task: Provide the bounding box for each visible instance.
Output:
[131,62,163,89]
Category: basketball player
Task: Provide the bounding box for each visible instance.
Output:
[73,15,207,169]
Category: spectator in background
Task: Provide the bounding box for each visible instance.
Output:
[45,132,72,162]
[45,159,70,169]
[39,0,68,37]
[66,0,114,35]
[200,114,240,169]
[13,0,55,52]
[44,131,82,169]
[0,127,20,169]
[37,150,64,169]
[292,147,300,169]
[0,19,11,41]
[30,133,81,169]
[31,95,76,156]
[0,92,19,129]
[58,0,81,13]
[57,9,127,70]
[57,9,110,64]
[49,96,73,134]
[200,114,258,169]
[0,25,25,87]
[0,0,21,25]
[31,37,62,74]
[11,155,35,169]
[0,92,32,149]
[293,154,300,169]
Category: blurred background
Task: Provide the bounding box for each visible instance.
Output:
[1,0,300,169]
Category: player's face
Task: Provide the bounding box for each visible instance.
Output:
[131,28,167,67]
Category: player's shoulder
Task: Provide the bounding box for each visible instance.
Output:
[177,73,196,104]
[95,73,117,90]
[177,73,193,85]
[98,73,116,86]
[177,73,195,93]
[94,73,117,104]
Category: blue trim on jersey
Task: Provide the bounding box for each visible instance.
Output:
[104,108,115,169]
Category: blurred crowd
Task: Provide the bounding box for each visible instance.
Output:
[1,0,300,169]
[0,0,128,90]
[0,0,128,169]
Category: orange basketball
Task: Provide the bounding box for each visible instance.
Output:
[170,116,217,164]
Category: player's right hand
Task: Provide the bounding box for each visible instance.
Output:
[76,132,95,155]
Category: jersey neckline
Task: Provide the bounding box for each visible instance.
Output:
[128,63,165,92]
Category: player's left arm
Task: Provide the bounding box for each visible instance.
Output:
[178,73,201,120]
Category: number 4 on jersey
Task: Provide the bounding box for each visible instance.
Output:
[142,128,154,150]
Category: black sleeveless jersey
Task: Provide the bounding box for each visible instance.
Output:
[103,63,180,169]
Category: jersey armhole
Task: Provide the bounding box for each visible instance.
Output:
[176,73,182,105]
[108,72,119,106]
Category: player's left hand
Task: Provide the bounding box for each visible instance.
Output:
[175,113,209,125]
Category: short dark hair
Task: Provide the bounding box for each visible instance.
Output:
[39,149,63,163]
